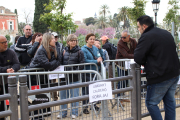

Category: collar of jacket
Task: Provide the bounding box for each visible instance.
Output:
[142,24,155,34]
[118,38,134,52]
[24,34,33,39]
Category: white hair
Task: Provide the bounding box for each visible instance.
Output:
[122,30,130,35]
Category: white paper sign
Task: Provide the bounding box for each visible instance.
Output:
[49,66,65,80]
[89,82,112,103]
[125,59,135,69]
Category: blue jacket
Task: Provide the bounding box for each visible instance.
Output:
[81,45,104,71]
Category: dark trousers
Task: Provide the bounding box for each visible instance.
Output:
[0,84,8,120]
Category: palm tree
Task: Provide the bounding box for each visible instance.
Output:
[94,16,110,29]
[99,4,110,18]
[108,15,118,28]
[116,6,129,29]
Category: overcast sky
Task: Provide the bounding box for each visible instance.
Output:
[1,0,176,24]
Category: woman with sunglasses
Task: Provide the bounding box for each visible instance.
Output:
[57,34,84,119]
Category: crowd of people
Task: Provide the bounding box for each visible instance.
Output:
[0,15,179,120]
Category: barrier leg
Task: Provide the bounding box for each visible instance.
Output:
[19,75,29,120]
[130,63,141,120]
[8,76,18,120]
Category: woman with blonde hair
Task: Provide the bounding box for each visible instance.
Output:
[57,34,84,119]
[29,33,61,71]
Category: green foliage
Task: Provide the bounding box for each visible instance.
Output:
[18,22,26,36]
[14,9,17,15]
[84,17,96,26]
[33,0,50,33]
[108,15,118,28]
[8,42,12,48]
[99,4,110,18]
[5,35,10,41]
[95,33,100,39]
[163,0,180,33]
[127,0,147,25]
[77,35,86,47]
[95,16,110,29]
[109,39,119,46]
[40,0,78,43]
[116,6,129,29]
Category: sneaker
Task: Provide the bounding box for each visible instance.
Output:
[96,101,101,104]
[57,115,66,119]
[121,99,130,102]
[94,106,100,111]
[71,115,77,119]
[83,108,89,114]
[119,100,125,107]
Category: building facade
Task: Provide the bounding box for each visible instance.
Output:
[0,6,18,43]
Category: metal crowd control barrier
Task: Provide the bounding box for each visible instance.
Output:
[103,59,131,111]
[0,63,140,120]
[0,62,179,120]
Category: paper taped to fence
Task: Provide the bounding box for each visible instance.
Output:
[89,82,112,103]
[49,66,65,80]
[125,59,135,69]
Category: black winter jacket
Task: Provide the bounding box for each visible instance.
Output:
[134,25,180,85]
[15,35,33,65]
[29,45,61,71]
[62,45,84,82]
[0,49,20,85]
[102,41,113,60]
[27,42,40,58]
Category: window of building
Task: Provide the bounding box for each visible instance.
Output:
[0,9,4,13]
[8,21,14,30]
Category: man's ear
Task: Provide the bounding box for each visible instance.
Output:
[143,24,148,29]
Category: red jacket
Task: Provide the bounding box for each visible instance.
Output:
[116,38,137,59]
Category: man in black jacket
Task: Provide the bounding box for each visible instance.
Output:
[0,35,20,120]
[15,25,33,66]
[134,15,179,120]
[101,36,115,89]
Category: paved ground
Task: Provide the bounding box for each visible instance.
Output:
[142,107,180,120]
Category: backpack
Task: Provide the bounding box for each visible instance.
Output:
[110,43,117,59]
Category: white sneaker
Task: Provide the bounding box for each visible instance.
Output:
[57,115,61,119]
[57,114,66,119]
[71,115,77,119]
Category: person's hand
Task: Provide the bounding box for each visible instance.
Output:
[97,44,101,49]
[35,35,42,42]
[7,68,14,73]
[97,57,103,63]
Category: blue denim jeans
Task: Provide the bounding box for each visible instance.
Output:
[59,81,79,117]
[146,76,179,120]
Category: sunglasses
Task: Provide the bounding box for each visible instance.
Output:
[0,41,8,45]
[121,35,128,39]
[55,36,58,38]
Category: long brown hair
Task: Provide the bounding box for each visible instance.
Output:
[41,33,57,60]
[32,32,42,45]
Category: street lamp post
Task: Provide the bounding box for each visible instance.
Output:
[152,0,160,27]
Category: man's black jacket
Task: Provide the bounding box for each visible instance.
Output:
[15,35,32,65]
[102,41,113,59]
[134,25,180,85]
[0,49,20,85]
